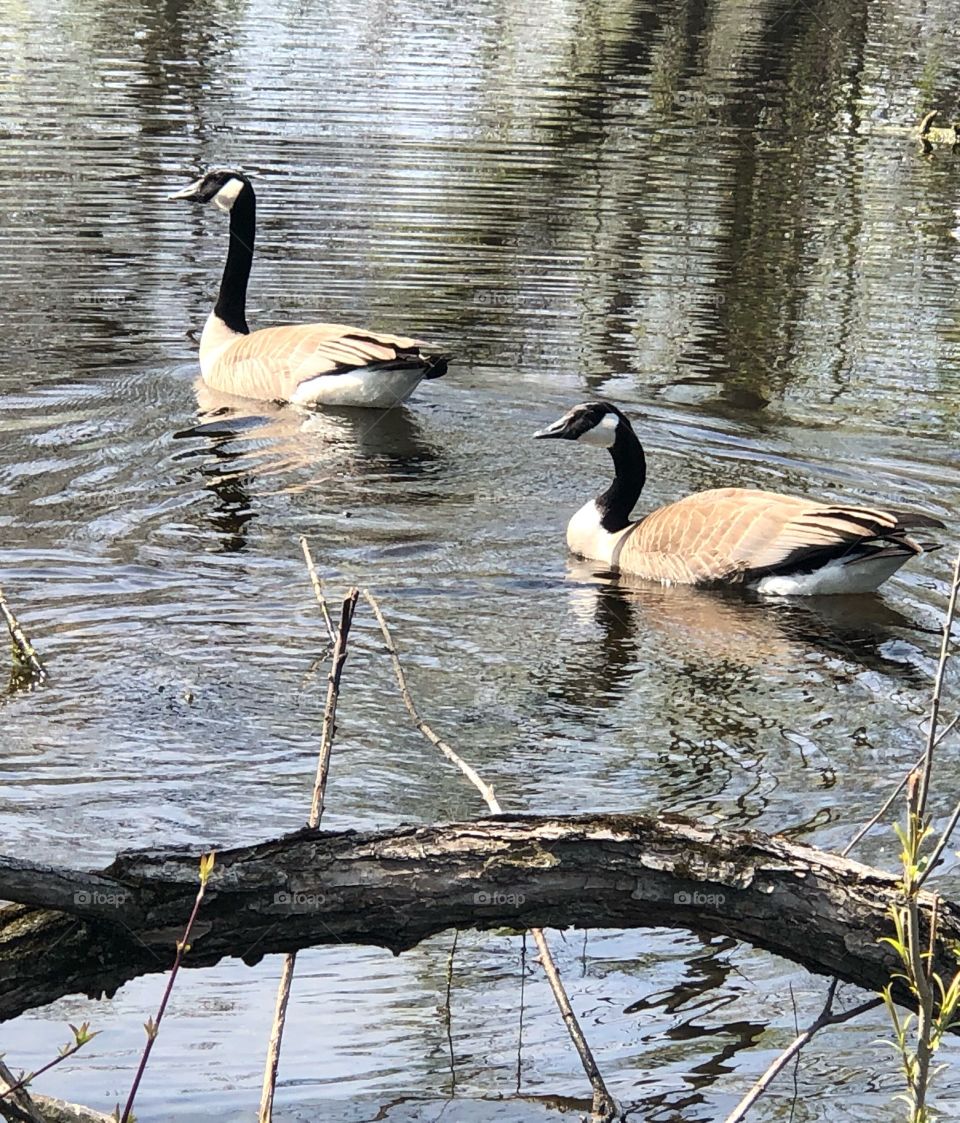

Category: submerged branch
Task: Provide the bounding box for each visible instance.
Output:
[0,587,45,685]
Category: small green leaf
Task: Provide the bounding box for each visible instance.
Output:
[198,851,216,885]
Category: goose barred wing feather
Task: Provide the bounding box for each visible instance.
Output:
[617,488,938,585]
[208,323,441,401]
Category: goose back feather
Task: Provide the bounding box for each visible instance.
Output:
[615,487,939,589]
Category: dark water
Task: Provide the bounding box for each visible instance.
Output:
[1,0,959,1118]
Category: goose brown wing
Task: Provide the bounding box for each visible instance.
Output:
[617,488,941,585]
[207,323,443,401]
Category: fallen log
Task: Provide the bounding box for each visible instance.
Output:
[0,812,950,1023]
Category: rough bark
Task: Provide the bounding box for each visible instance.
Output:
[0,1095,113,1123]
[0,812,951,1023]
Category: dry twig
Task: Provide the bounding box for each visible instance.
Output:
[299,536,336,645]
[258,586,359,1123]
[722,981,881,1123]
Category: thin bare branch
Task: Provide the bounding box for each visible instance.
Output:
[309,590,358,826]
[914,557,960,891]
[120,853,215,1123]
[0,1058,43,1123]
[299,537,336,644]
[442,929,458,1096]
[0,1029,97,1103]
[918,551,960,818]
[842,714,960,859]
[917,797,960,891]
[844,553,960,858]
[516,932,527,1094]
[841,759,919,857]
[259,587,359,1123]
[933,712,960,750]
[360,591,498,806]
[723,981,880,1123]
[258,958,295,1123]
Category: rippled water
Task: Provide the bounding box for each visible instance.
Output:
[2,0,960,1118]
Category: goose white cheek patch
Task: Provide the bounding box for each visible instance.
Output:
[578,412,619,448]
[214,177,245,212]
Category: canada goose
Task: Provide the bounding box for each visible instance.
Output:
[168,169,448,408]
[535,402,944,595]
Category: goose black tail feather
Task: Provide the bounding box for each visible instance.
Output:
[749,528,939,582]
[423,353,449,380]
[841,543,917,567]
[887,510,946,530]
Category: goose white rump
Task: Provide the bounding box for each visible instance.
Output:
[753,553,912,596]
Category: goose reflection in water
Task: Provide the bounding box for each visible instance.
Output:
[620,933,766,1120]
[556,559,930,708]
[539,563,934,823]
[171,385,440,552]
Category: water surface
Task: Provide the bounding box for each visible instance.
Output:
[1,0,959,1118]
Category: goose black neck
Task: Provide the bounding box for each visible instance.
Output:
[214,185,255,335]
[597,423,646,532]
